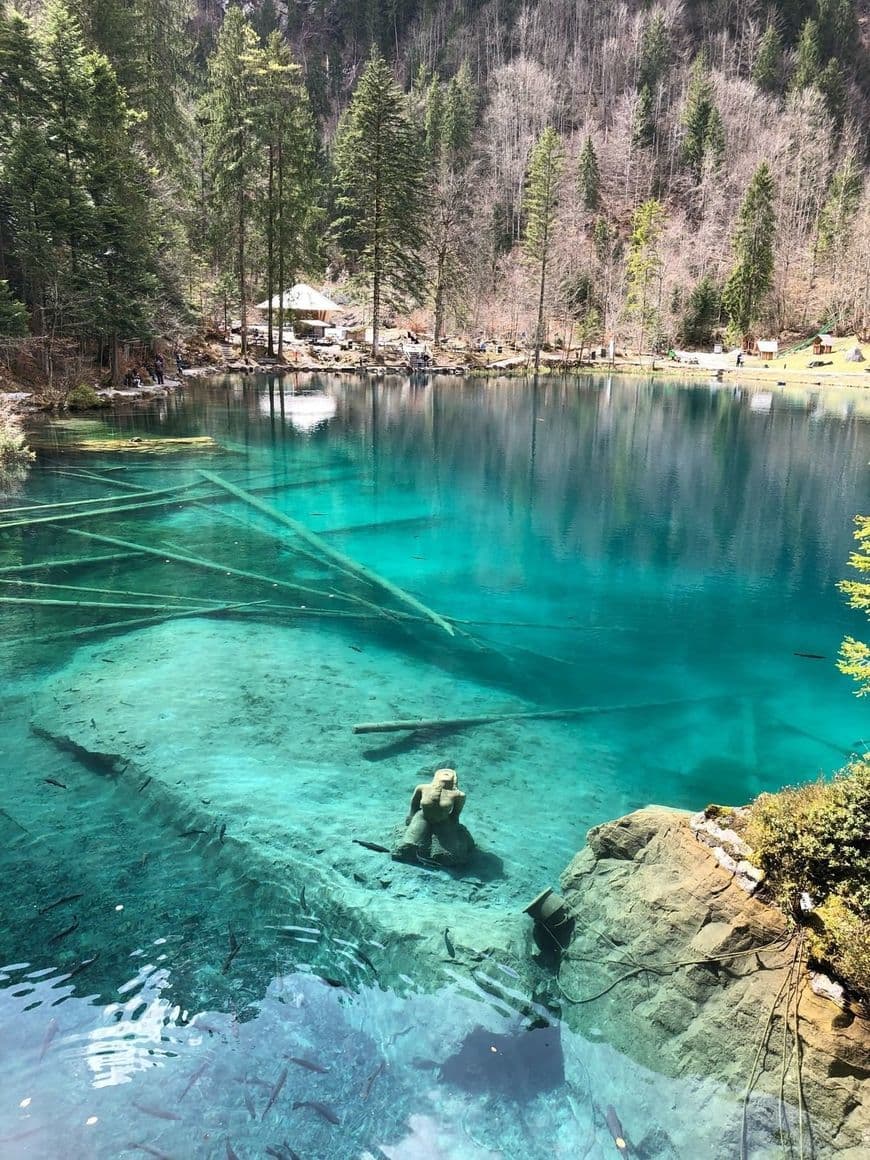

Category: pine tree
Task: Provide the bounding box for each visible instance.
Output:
[626,199,665,354]
[680,275,722,346]
[0,4,40,138]
[791,18,822,91]
[752,25,782,94]
[818,153,863,258]
[250,32,319,356]
[442,62,474,165]
[577,135,600,212]
[638,11,670,93]
[816,0,858,64]
[682,56,724,183]
[82,55,164,379]
[523,126,563,372]
[817,59,847,133]
[424,77,444,160]
[722,162,776,342]
[0,279,28,335]
[203,8,261,354]
[633,83,656,149]
[333,50,427,359]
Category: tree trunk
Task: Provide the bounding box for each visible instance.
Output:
[433,242,447,345]
[277,138,284,358]
[533,248,547,373]
[267,143,275,356]
[238,167,247,358]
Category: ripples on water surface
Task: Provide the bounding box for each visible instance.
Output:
[1,373,867,1158]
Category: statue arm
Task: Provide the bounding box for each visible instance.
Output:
[452,790,466,818]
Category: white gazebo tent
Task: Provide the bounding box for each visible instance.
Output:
[256,283,341,320]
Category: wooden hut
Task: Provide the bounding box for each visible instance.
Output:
[757,339,778,362]
[812,333,834,355]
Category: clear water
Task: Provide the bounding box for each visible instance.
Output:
[0,372,867,1159]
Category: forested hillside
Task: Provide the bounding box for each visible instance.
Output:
[0,0,868,381]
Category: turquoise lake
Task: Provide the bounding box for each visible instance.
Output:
[0,372,867,1159]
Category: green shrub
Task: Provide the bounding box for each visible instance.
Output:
[66,383,104,410]
[746,759,870,997]
[0,395,34,493]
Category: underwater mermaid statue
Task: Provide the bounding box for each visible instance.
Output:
[392,768,475,867]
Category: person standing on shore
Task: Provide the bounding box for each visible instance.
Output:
[154,353,165,384]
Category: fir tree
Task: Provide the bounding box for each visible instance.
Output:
[203,8,261,354]
[250,32,319,355]
[680,275,722,347]
[752,25,782,94]
[333,50,427,358]
[722,162,776,342]
[816,0,858,64]
[577,135,600,212]
[817,59,847,133]
[638,11,670,93]
[0,279,28,335]
[791,18,822,91]
[626,199,665,354]
[682,56,724,183]
[523,126,563,372]
[442,62,474,165]
[424,77,444,161]
[633,84,656,150]
[818,153,863,258]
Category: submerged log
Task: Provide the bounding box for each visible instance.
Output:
[57,525,360,607]
[352,696,716,735]
[199,469,455,636]
[68,435,223,454]
[0,552,143,575]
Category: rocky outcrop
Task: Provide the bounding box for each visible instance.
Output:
[558,807,869,1158]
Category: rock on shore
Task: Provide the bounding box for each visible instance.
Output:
[558,807,869,1156]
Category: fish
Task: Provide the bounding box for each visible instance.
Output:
[349,644,363,653]
[319,977,348,989]
[292,1099,340,1125]
[67,952,100,979]
[39,1016,59,1061]
[353,946,379,976]
[444,928,456,958]
[362,1060,385,1100]
[48,916,79,944]
[299,885,307,912]
[225,1141,241,1160]
[605,1104,629,1153]
[285,1055,329,1074]
[132,1101,183,1122]
[222,928,241,974]
[38,892,83,914]
[128,1145,175,1160]
[138,777,152,793]
[219,822,227,843]
[262,1068,287,1118]
[794,651,826,660]
[43,778,67,789]
[352,838,390,853]
[179,828,207,837]
[178,1059,208,1101]
[243,1089,257,1120]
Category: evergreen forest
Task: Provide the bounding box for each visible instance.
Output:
[1,0,869,380]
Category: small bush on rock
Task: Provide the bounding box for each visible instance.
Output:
[746,759,870,998]
[66,383,104,410]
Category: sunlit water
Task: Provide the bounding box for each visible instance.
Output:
[0,373,867,1159]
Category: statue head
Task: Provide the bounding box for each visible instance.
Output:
[433,767,458,788]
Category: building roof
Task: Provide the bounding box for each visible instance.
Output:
[255,283,341,313]
[816,334,835,345]
[757,340,779,352]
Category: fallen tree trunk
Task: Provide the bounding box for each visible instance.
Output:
[352,697,715,734]
[57,525,360,607]
[0,552,143,575]
[199,469,455,636]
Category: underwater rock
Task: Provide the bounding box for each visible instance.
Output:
[438,1023,564,1100]
[559,806,870,1156]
